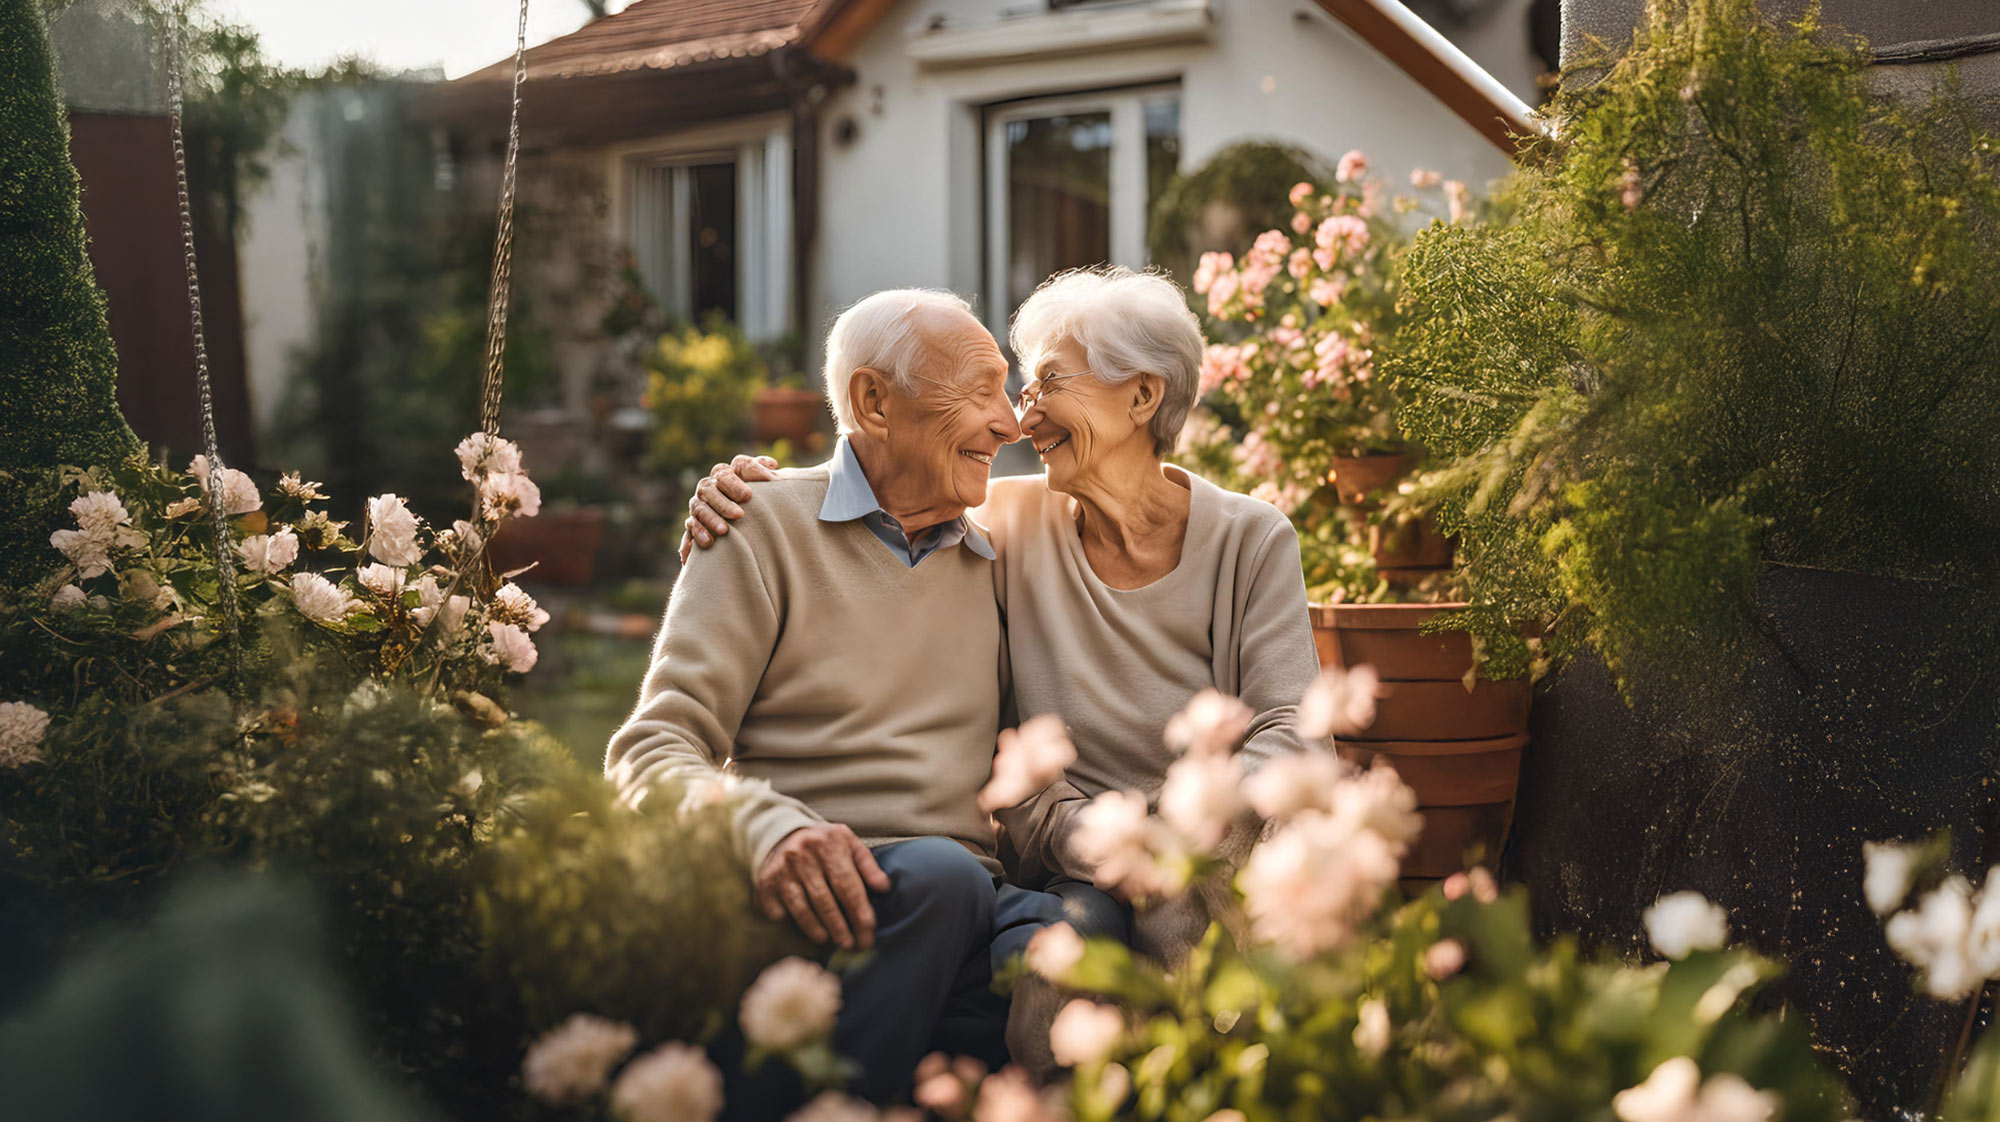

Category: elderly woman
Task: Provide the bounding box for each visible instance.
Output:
[686,267,1322,954]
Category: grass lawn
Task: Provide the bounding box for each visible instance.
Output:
[511,629,656,769]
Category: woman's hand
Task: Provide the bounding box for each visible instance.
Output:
[680,454,780,561]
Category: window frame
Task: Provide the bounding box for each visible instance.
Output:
[980,83,1180,346]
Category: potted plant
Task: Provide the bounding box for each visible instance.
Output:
[748,333,828,451]
[1385,0,2000,1110]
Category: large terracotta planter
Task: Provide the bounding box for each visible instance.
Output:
[487,507,606,587]
[1311,601,1531,880]
[1326,452,1417,506]
[752,387,826,446]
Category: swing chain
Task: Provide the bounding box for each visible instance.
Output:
[478,0,532,438]
[165,1,244,678]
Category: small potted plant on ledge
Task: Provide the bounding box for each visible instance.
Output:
[748,332,829,455]
[1174,152,1529,881]
[1385,0,2000,1110]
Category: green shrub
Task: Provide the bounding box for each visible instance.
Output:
[643,315,762,482]
[1388,0,2000,689]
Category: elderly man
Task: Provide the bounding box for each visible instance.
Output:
[605,289,1036,1103]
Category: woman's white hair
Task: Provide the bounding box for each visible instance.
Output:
[822,288,974,433]
[1009,266,1204,456]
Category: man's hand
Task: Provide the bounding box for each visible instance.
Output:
[756,823,892,949]
[679,454,782,561]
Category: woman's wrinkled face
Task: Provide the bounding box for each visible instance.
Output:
[1019,337,1144,493]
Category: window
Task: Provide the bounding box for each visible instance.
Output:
[622,128,792,339]
[982,86,1181,344]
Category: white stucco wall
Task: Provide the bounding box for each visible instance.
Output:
[811,0,1529,370]
[238,99,322,437]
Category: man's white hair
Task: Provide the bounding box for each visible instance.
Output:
[822,288,974,433]
[1009,267,1204,456]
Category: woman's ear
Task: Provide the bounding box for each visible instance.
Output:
[849,367,894,440]
[1129,373,1166,427]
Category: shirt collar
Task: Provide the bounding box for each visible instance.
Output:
[820,437,995,560]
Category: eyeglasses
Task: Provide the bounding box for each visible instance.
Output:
[1016,370,1093,413]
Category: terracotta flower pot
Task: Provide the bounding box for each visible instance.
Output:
[1326,452,1417,506]
[1310,601,1532,882]
[1370,514,1455,574]
[487,507,606,588]
[753,387,826,446]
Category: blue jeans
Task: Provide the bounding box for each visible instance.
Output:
[831,840,1126,1102]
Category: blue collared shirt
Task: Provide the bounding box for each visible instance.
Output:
[820,437,995,568]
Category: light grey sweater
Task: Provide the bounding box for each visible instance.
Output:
[605,466,1006,875]
[980,468,1322,886]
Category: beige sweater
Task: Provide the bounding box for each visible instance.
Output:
[981,468,1322,885]
[605,466,1005,875]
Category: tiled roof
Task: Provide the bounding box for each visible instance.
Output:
[457,0,825,83]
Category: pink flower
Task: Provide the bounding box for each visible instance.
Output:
[610,1042,723,1122]
[1072,791,1187,901]
[1249,480,1309,513]
[1198,344,1243,396]
[1313,215,1370,270]
[1048,1000,1124,1068]
[1024,922,1085,983]
[1410,167,1442,189]
[978,715,1077,812]
[1445,180,1469,223]
[1308,274,1346,307]
[1424,938,1467,979]
[1244,749,1350,821]
[485,620,540,673]
[1336,149,1368,184]
[1191,251,1234,296]
[972,1067,1050,1122]
[1298,664,1379,738]
[521,1014,639,1105]
[1287,247,1313,280]
[1159,751,1245,849]
[1205,269,1240,317]
[1239,810,1399,956]
[1231,431,1282,478]
[1290,211,1311,235]
[1164,689,1253,757]
[1287,181,1314,207]
[1620,160,1644,212]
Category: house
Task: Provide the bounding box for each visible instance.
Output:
[420,0,1540,382]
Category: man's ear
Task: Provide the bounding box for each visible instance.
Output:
[849,367,894,440]
[1129,373,1167,428]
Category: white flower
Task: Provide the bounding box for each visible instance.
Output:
[484,620,540,673]
[0,702,52,769]
[51,583,86,611]
[289,572,359,623]
[187,455,261,515]
[493,582,551,632]
[364,493,423,567]
[978,715,1077,813]
[1025,922,1085,983]
[1864,840,1919,916]
[1424,938,1467,979]
[1158,751,1244,850]
[164,497,202,519]
[276,471,327,501]
[786,1092,881,1122]
[355,562,405,599]
[411,575,470,637]
[738,957,842,1051]
[237,527,300,575]
[457,431,524,480]
[1243,749,1349,821]
[1614,1057,1778,1122]
[1352,997,1390,1058]
[609,1041,724,1122]
[1966,869,2000,981]
[1048,999,1122,1068]
[480,470,542,520]
[521,1013,639,1105]
[49,490,146,579]
[454,768,485,798]
[1163,689,1251,757]
[1297,664,1380,740]
[1886,875,1983,998]
[1644,892,1731,960]
[1239,811,1399,957]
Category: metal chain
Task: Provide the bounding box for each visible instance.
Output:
[165,1,244,679]
[478,0,532,437]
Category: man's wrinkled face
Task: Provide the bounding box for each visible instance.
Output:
[880,309,1019,513]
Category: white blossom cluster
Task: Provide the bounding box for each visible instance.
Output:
[458,431,542,520]
[1868,840,2000,999]
[1613,1057,1778,1122]
[49,490,145,579]
[977,715,1076,813]
[188,454,262,516]
[521,1013,638,1105]
[0,701,52,769]
[737,956,841,1051]
[1643,892,1731,960]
